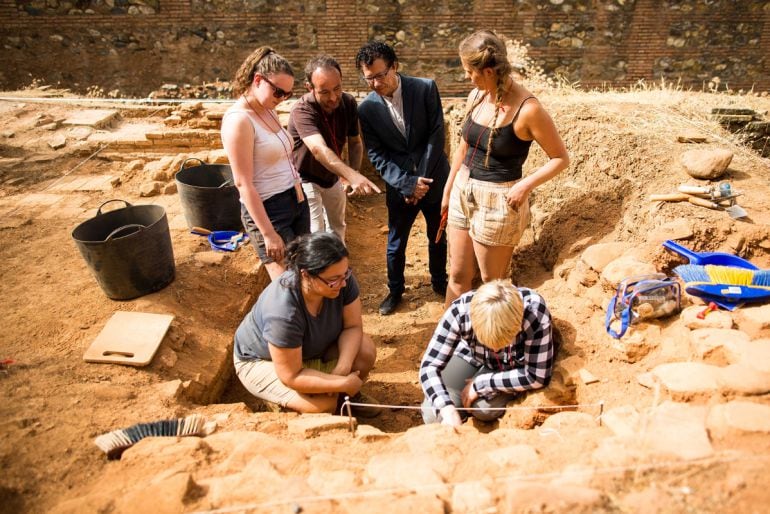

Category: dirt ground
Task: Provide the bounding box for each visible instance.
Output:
[2,86,770,513]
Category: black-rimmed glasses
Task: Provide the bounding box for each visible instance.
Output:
[316,267,353,289]
[260,75,293,99]
[361,66,392,84]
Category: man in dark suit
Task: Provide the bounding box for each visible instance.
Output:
[355,41,449,315]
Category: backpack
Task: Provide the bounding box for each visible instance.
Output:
[605,274,681,339]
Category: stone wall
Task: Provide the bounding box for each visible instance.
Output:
[1,0,768,96]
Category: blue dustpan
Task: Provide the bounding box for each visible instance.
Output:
[663,240,759,270]
[685,283,770,305]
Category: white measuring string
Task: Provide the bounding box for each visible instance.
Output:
[188,452,770,513]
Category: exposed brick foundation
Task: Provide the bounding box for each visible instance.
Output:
[1,0,768,96]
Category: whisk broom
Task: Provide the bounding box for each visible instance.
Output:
[94,413,206,460]
[674,264,770,303]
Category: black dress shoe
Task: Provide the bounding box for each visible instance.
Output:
[379,292,402,315]
[432,282,447,296]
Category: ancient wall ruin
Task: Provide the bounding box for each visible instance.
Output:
[1,0,768,96]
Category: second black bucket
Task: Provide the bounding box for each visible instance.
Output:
[175,158,242,231]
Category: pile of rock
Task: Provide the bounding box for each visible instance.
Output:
[163,102,224,130]
[712,108,770,158]
[150,81,232,100]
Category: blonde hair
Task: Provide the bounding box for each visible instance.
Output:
[232,46,294,98]
[458,30,512,168]
[469,280,524,350]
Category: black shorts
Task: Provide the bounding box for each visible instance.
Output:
[241,187,310,263]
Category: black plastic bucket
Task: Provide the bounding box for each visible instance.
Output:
[175,158,242,231]
[72,200,176,300]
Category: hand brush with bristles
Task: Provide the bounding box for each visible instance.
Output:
[95,413,206,460]
[674,264,770,303]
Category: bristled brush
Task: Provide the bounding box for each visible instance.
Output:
[94,413,206,460]
[674,264,770,303]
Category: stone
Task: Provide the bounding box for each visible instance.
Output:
[735,338,770,374]
[150,168,169,181]
[121,436,209,470]
[62,109,119,129]
[451,481,494,513]
[680,305,733,330]
[139,181,163,197]
[578,368,600,384]
[307,469,360,495]
[208,148,229,163]
[600,256,657,287]
[485,444,539,470]
[48,134,66,150]
[365,453,448,498]
[716,364,770,395]
[126,159,145,171]
[641,401,712,460]
[688,328,749,365]
[541,411,598,430]
[584,283,608,310]
[602,405,640,438]
[341,493,446,514]
[680,148,733,179]
[355,424,389,442]
[209,431,307,476]
[154,379,184,401]
[650,362,720,402]
[677,132,708,143]
[287,414,353,437]
[707,400,770,438]
[501,483,606,512]
[733,304,770,339]
[113,472,196,514]
[157,347,178,369]
[395,423,463,456]
[611,323,660,363]
[580,242,628,272]
[163,182,177,195]
[648,219,693,243]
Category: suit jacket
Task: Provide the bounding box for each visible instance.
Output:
[358,74,449,203]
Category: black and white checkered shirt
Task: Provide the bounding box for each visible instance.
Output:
[420,287,554,411]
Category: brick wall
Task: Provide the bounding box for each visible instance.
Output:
[1,0,768,96]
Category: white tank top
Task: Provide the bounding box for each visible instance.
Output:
[223,108,296,201]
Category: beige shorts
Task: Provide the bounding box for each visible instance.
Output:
[234,353,337,408]
[447,172,530,247]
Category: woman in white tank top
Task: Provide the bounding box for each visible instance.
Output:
[221,46,310,280]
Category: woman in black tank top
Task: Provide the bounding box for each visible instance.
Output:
[441,30,570,307]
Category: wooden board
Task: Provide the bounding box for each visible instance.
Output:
[84,311,174,366]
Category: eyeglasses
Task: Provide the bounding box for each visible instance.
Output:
[260,75,293,99]
[315,267,353,289]
[361,66,391,84]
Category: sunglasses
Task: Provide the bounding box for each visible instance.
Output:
[361,66,391,84]
[259,75,293,99]
[315,267,353,289]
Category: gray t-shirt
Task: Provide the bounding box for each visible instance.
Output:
[234,269,360,361]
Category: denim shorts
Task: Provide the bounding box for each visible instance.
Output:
[448,176,530,247]
[241,187,310,263]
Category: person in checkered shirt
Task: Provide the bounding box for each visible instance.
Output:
[419,279,555,426]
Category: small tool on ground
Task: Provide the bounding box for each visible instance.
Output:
[696,301,719,319]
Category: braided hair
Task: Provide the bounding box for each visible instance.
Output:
[232,46,294,98]
[458,31,513,168]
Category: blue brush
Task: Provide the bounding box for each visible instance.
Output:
[674,264,770,305]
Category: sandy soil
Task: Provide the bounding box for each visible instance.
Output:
[1,86,770,512]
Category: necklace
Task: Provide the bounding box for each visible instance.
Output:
[243,94,305,203]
